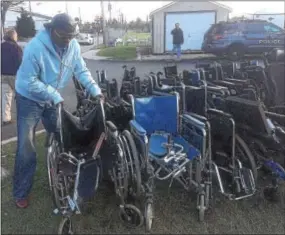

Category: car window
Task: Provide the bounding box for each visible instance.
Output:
[246,23,265,33]
[264,23,282,33]
[211,25,224,34]
[222,24,239,33]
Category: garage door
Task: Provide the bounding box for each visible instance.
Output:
[165,11,216,52]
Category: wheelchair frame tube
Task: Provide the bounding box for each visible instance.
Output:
[57,104,64,152]
[230,118,236,174]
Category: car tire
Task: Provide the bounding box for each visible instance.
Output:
[227,44,245,61]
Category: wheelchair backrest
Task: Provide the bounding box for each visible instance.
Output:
[182,69,201,86]
[106,79,119,100]
[184,86,206,116]
[225,96,272,135]
[267,63,285,105]
[181,114,207,156]
[164,65,178,78]
[133,95,179,135]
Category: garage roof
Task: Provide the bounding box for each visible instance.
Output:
[149,1,233,16]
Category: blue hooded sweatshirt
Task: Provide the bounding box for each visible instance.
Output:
[15,29,101,105]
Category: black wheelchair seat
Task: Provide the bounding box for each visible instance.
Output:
[63,107,98,131]
[62,107,102,151]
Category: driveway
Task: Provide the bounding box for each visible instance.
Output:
[1,60,195,141]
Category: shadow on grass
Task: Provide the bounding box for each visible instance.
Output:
[1,134,284,234]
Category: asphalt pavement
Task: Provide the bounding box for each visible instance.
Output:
[1,60,196,141]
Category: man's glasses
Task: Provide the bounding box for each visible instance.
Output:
[54,29,76,41]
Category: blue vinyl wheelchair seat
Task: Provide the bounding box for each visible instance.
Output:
[149,134,200,160]
[130,95,203,161]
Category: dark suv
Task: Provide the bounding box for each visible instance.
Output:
[202,20,285,58]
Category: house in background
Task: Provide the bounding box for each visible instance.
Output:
[5,8,52,32]
[150,1,232,54]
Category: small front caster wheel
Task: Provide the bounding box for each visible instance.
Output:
[145,203,154,232]
[119,204,144,228]
[58,217,74,235]
[198,194,205,222]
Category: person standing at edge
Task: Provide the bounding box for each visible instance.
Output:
[13,13,103,208]
[1,29,23,125]
[171,23,184,59]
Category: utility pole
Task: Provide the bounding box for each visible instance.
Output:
[78,7,82,24]
[28,0,32,13]
[65,1,69,15]
[100,0,106,46]
[108,1,112,22]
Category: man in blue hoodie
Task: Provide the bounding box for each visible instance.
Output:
[14,13,102,208]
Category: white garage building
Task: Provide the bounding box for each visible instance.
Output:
[150,1,232,54]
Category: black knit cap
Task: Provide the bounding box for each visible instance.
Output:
[44,13,78,36]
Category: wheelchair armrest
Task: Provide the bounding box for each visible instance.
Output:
[130,120,147,136]
[152,90,171,96]
[182,114,206,128]
[106,121,117,132]
[224,78,250,85]
[207,108,232,119]
[207,86,227,95]
[265,111,285,125]
[184,112,208,123]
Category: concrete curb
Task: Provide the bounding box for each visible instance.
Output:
[82,49,217,63]
[1,129,46,146]
[84,56,217,63]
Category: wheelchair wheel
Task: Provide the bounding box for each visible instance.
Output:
[198,194,205,222]
[235,134,258,181]
[119,204,144,228]
[122,130,142,198]
[145,202,154,232]
[263,163,285,209]
[58,217,74,235]
[280,180,285,210]
[47,139,67,212]
[117,136,131,198]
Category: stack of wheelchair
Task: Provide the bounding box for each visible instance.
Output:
[113,49,284,220]
[46,48,284,234]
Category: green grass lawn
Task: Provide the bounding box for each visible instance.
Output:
[1,134,285,234]
[96,45,137,60]
[123,32,151,41]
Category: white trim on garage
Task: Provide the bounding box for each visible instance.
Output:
[150,1,232,16]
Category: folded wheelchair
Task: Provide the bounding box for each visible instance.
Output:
[129,93,212,221]
[46,98,106,235]
[75,73,155,231]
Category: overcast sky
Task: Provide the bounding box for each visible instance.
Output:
[28,1,285,22]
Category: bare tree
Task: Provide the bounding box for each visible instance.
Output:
[1,0,24,39]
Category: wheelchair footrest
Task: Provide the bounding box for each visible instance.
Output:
[238,167,256,196]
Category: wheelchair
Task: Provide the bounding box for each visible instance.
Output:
[79,72,155,231]
[129,92,212,221]
[46,98,106,235]
[223,95,285,206]
[180,67,285,207]
[148,70,257,201]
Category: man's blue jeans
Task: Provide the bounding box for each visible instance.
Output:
[13,93,58,200]
[172,44,181,58]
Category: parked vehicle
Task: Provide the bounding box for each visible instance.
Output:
[76,33,94,45]
[202,19,285,58]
